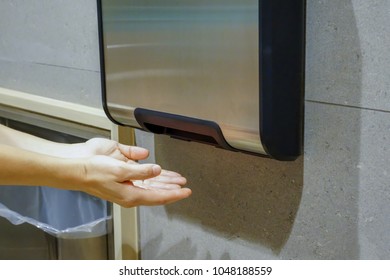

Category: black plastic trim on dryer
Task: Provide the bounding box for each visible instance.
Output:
[259,0,306,161]
[134,108,237,151]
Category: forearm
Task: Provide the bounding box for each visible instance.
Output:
[0,124,85,158]
[0,144,83,190]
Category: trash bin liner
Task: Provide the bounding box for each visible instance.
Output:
[0,186,110,239]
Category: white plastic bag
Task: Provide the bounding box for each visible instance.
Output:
[0,186,111,239]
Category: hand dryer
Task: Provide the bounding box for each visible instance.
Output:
[97,0,305,160]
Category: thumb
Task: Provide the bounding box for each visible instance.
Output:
[118,144,150,161]
[121,163,162,181]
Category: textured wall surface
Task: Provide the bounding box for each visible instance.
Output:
[1,0,390,259]
[0,0,101,107]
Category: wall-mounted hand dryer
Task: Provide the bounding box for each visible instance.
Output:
[97,0,305,160]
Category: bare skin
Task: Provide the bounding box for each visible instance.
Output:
[0,125,191,207]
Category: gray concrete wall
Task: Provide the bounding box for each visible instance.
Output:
[0,0,101,108]
[1,0,390,259]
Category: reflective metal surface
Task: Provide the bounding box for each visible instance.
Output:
[101,0,264,154]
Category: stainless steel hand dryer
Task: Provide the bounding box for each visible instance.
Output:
[97,0,305,160]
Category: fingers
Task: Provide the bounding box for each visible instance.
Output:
[116,164,191,207]
[139,188,192,206]
[131,168,187,189]
[118,143,149,161]
[133,180,182,190]
[119,186,192,207]
[143,174,187,187]
[121,163,162,181]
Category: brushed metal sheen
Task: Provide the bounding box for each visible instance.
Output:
[101,0,264,154]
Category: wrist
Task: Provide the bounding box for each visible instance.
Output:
[49,157,87,191]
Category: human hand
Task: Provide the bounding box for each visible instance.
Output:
[77,155,191,207]
[72,138,191,207]
[79,138,150,162]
